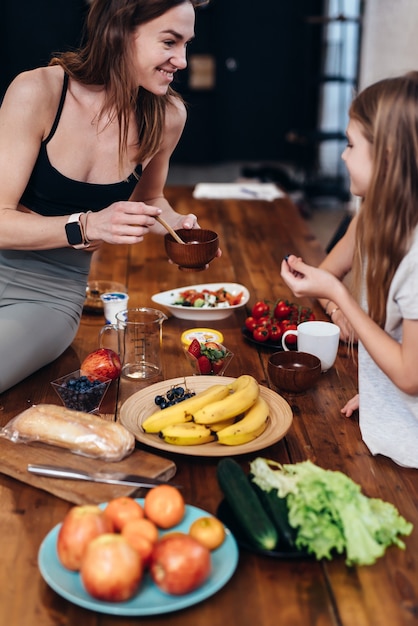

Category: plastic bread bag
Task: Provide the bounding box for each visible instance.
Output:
[0,404,135,461]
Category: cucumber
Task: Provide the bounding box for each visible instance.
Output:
[250,479,297,549]
[217,458,278,551]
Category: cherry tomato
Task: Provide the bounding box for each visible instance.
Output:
[253,326,270,342]
[273,299,293,321]
[244,316,259,332]
[257,317,272,329]
[251,301,270,319]
[269,323,283,342]
[281,322,298,346]
[298,306,315,323]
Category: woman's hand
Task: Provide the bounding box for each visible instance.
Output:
[169,212,222,260]
[341,394,359,417]
[86,201,162,245]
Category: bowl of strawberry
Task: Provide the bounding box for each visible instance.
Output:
[185,339,234,376]
[243,299,316,349]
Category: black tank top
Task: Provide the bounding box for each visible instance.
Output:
[20,73,142,216]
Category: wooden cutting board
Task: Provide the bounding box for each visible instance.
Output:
[0,437,176,505]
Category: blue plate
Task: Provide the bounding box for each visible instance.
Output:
[38,500,239,616]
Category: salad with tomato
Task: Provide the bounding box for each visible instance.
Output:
[244,299,315,347]
[173,288,244,309]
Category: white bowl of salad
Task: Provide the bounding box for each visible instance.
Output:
[151,282,250,320]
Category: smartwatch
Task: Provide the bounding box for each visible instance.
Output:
[65,213,89,249]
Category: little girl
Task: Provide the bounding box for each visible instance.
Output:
[281,72,418,469]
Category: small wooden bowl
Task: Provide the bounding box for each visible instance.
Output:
[164,229,219,271]
[268,351,321,393]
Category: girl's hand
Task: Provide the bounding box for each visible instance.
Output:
[341,394,359,417]
[330,308,357,344]
[280,254,337,300]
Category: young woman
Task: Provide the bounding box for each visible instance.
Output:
[281,72,418,468]
[0,0,212,393]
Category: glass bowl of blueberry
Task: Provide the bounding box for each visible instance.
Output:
[51,370,111,413]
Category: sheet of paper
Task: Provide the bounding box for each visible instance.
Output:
[193,183,285,201]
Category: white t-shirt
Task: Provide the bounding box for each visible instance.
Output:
[358,229,418,468]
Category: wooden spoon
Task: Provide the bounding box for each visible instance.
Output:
[156,215,186,244]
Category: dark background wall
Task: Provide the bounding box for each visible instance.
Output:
[173,0,324,165]
[0,0,88,98]
[1,0,324,168]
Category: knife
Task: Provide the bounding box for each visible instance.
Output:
[27,464,181,489]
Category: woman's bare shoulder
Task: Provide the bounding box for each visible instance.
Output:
[3,66,65,116]
[1,66,66,139]
[163,95,187,146]
[167,94,187,122]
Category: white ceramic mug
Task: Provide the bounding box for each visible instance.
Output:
[281,321,340,372]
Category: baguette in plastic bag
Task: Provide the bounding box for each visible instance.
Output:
[0,404,135,461]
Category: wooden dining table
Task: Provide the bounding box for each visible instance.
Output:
[0,185,417,626]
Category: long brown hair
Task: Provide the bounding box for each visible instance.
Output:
[350,72,418,327]
[50,0,209,165]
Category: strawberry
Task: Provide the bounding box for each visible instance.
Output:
[204,341,222,351]
[197,355,211,374]
[211,359,225,375]
[188,338,201,359]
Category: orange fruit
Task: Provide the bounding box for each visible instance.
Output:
[104,496,144,532]
[189,516,226,551]
[144,485,185,529]
[121,518,159,546]
[121,527,154,566]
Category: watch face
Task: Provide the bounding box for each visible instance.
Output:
[65,221,84,246]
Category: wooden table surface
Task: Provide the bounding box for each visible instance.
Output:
[0,186,417,626]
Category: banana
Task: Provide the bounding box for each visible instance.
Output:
[193,375,260,425]
[209,417,236,432]
[141,383,230,433]
[216,395,270,445]
[160,422,215,445]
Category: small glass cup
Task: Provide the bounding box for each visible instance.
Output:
[51,370,111,413]
[184,344,234,376]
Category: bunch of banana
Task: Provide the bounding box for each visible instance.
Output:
[159,394,270,446]
[141,383,230,433]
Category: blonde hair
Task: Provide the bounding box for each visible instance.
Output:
[50,0,209,166]
[350,71,418,327]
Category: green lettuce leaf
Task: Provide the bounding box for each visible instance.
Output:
[249,458,413,566]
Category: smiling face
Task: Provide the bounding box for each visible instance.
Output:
[131,2,195,94]
[341,119,373,198]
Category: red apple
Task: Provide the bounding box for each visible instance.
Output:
[80,533,143,602]
[80,348,121,381]
[57,505,112,571]
[150,533,211,595]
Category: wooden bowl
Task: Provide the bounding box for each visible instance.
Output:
[267,351,321,393]
[164,229,219,271]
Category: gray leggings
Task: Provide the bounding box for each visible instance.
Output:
[0,302,80,393]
